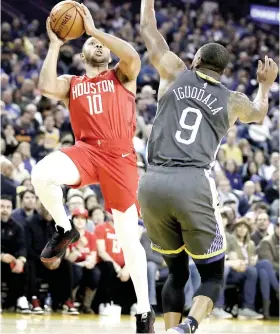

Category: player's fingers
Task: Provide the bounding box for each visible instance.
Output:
[264,55,269,71]
[77,3,87,15]
[80,3,88,14]
[76,4,85,17]
[46,17,51,30]
[257,60,262,71]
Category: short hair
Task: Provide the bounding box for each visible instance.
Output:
[252,202,268,213]
[199,43,230,74]
[1,195,13,203]
[19,189,35,201]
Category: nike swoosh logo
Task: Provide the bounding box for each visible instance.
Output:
[122,153,130,158]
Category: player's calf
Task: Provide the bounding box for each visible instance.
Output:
[167,255,225,333]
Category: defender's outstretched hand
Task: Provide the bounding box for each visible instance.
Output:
[76,3,96,36]
[257,55,278,87]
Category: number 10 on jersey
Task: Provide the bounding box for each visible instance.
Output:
[87,95,103,115]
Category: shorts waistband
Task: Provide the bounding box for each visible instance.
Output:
[147,164,206,172]
[82,138,134,148]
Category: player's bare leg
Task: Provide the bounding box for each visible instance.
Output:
[31,151,81,262]
[112,205,155,333]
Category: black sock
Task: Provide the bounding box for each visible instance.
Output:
[186,316,198,333]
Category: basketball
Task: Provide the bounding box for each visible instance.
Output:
[50,1,85,40]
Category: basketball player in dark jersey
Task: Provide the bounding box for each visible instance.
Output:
[139,0,278,333]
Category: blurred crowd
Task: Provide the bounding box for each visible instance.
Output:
[1,0,279,320]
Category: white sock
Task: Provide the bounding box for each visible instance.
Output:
[31,151,81,232]
[112,205,150,314]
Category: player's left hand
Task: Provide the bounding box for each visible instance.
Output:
[76,3,96,36]
[257,55,278,87]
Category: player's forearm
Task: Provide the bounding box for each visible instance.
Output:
[252,83,269,121]
[140,0,169,60]
[38,42,61,93]
[91,29,139,63]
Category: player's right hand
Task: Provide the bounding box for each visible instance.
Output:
[46,17,64,46]
[257,55,278,87]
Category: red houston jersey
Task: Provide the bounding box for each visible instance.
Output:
[69,69,136,141]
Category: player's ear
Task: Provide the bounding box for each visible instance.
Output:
[109,53,112,64]
[80,53,85,62]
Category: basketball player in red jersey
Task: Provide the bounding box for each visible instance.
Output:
[32,3,154,331]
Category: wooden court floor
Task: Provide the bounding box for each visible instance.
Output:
[0,313,279,334]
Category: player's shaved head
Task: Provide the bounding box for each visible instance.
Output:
[192,43,230,74]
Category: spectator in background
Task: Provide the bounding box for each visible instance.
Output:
[16,141,36,174]
[41,114,60,150]
[258,219,279,278]
[217,178,238,206]
[238,139,252,164]
[224,159,243,190]
[1,196,29,313]
[238,181,262,216]
[89,205,106,227]
[2,89,21,120]
[265,169,279,204]
[242,161,260,183]
[2,124,18,156]
[251,212,271,246]
[140,230,167,311]
[85,193,99,211]
[227,218,263,319]
[12,189,37,226]
[25,204,79,314]
[265,152,279,181]
[1,158,17,208]
[67,194,85,214]
[13,109,37,143]
[253,150,269,182]
[66,208,100,314]
[221,129,243,166]
[11,151,30,184]
[95,219,130,316]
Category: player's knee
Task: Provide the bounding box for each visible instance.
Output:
[31,159,53,187]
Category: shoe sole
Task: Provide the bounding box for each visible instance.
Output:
[41,233,80,263]
[32,311,44,315]
[17,310,31,314]
[238,315,264,320]
[166,329,180,333]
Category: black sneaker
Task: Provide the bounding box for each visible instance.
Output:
[40,220,80,263]
[135,308,155,333]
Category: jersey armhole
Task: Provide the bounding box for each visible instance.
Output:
[112,67,136,98]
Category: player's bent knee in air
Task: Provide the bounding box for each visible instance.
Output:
[31,151,81,188]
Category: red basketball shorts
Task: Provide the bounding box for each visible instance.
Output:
[61,139,140,214]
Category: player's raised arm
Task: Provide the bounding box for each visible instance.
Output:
[77,4,140,81]
[228,56,278,126]
[38,18,72,102]
[140,0,186,79]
